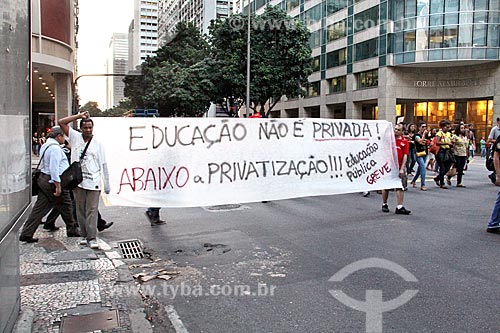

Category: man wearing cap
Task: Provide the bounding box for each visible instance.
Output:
[19,126,80,243]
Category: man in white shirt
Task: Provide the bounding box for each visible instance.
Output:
[59,111,110,250]
[20,127,80,243]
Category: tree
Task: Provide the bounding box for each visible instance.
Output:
[209,6,313,117]
[79,101,102,117]
[124,22,213,117]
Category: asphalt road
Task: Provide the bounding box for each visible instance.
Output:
[99,158,500,332]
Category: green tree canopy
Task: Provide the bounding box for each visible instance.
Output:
[209,5,313,117]
[124,22,213,117]
[79,101,102,117]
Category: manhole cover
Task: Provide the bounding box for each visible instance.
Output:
[61,309,119,332]
[117,239,144,259]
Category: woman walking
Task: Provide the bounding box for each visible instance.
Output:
[447,123,468,187]
[411,121,428,191]
[433,120,454,189]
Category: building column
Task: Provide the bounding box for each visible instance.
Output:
[346,101,362,119]
[494,95,500,127]
[377,67,397,122]
[377,97,397,122]
[53,73,73,121]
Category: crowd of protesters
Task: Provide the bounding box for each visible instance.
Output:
[403,119,477,190]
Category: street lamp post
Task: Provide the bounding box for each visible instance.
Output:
[246,0,251,118]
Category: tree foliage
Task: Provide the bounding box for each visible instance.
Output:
[80,100,132,117]
[124,22,213,117]
[208,6,313,117]
[123,8,312,118]
[79,101,102,117]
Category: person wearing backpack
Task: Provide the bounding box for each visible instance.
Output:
[486,135,500,234]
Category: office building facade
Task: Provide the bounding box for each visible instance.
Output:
[106,33,129,108]
[31,0,77,132]
[247,0,500,139]
[158,0,237,41]
[130,0,159,70]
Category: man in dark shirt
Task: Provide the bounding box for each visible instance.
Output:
[487,136,500,234]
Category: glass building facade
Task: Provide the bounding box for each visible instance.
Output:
[245,0,500,140]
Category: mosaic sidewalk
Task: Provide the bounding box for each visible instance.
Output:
[19,227,140,333]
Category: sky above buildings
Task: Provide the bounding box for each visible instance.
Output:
[77,0,133,109]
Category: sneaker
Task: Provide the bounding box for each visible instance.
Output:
[456,184,466,188]
[79,238,87,245]
[363,191,370,197]
[382,204,389,213]
[486,228,500,234]
[395,207,411,215]
[88,240,99,249]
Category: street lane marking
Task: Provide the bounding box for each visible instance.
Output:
[166,305,189,333]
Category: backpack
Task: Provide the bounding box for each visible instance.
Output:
[486,147,495,172]
[429,137,440,155]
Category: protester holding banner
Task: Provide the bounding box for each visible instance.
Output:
[381,124,411,215]
[59,111,110,250]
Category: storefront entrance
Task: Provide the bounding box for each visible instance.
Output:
[397,99,494,141]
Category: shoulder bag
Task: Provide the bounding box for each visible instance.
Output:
[32,143,58,196]
[61,137,92,190]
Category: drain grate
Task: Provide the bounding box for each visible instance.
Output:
[117,239,144,259]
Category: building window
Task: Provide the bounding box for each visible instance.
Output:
[328,76,346,93]
[357,69,378,89]
[305,81,321,97]
[326,19,347,42]
[354,38,378,61]
[353,6,379,34]
[429,26,443,48]
[309,29,321,49]
[303,4,322,25]
[326,0,347,15]
[312,56,320,72]
[326,48,347,68]
[286,0,299,11]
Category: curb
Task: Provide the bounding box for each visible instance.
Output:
[12,308,35,333]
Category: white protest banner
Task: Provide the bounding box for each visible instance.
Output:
[92,118,402,207]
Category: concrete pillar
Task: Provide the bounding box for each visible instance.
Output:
[377,67,397,122]
[346,100,362,119]
[53,73,73,121]
[493,96,500,127]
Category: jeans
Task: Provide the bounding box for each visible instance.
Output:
[412,155,427,187]
[481,148,487,158]
[488,190,500,229]
[407,148,417,173]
